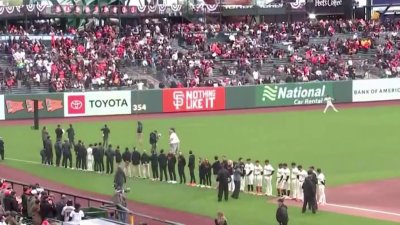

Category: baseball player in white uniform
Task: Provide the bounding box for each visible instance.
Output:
[245,159,254,193]
[297,165,308,201]
[276,163,283,197]
[282,163,291,197]
[86,144,94,171]
[290,162,299,200]
[253,160,263,195]
[317,168,327,205]
[323,95,339,113]
[263,160,275,196]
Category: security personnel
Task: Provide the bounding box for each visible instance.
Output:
[131,147,141,178]
[54,140,62,167]
[93,143,100,172]
[188,150,196,185]
[115,146,122,168]
[0,137,4,160]
[158,149,168,182]
[75,140,83,169]
[105,144,115,174]
[150,151,159,181]
[140,150,150,179]
[167,151,177,183]
[149,130,159,153]
[44,136,53,165]
[216,166,231,202]
[302,170,317,214]
[98,142,105,173]
[66,124,75,146]
[177,152,186,184]
[122,148,131,177]
[62,140,72,168]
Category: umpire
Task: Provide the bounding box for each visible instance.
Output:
[216,166,231,202]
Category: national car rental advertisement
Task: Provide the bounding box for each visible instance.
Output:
[64,91,131,117]
[162,87,226,113]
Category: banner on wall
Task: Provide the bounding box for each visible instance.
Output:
[163,87,225,112]
[256,83,333,107]
[352,79,400,102]
[0,95,4,120]
[4,94,64,119]
[64,91,131,117]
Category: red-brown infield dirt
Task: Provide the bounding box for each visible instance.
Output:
[0,100,399,224]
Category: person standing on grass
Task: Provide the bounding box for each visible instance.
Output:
[177,152,186,184]
[44,136,53,165]
[245,159,254,193]
[323,95,339,113]
[216,165,231,202]
[212,156,221,188]
[81,142,87,170]
[263,160,275,196]
[75,140,83,169]
[101,125,110,147]
[106,144,115,174]
[169,128,180,154]
[205,159,212,188]
[231,162,241,199]
[55,124,64,142]
[54,140,62,167]
[131,147,141,178]
[149,130,159,153]
[66,124,75,147]
[62,140,72,169]
[188,150,196,186]
[238,158,246,192]
[115,146,122,168]
[122,148,132,178]
[167,151,177,183]
[276,198,289,225]
[41,127,49,149]
[137,121,143,147]
[140,150,150,179]
[254,160,263,195]
[290,162,299,200]
[99,142,105,173]
[93,143,100,172]
[86,144,94,171]
[158,149,168,182]
[302,171,317,214]
[0,137,4,161]
[317,168,326,205]
[150,151,159,181]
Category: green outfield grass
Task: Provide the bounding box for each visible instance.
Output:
[1,105,400,225]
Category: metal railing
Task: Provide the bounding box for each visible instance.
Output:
[6,179,184,225]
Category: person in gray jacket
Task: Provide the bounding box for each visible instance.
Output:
[231,162,241,199]
[114,167,126,191]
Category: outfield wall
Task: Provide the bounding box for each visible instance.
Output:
[0,78,399,120]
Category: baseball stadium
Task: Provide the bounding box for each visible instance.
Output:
[0,0,399,225]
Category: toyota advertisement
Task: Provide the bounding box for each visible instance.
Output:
[64,91,132,117]
[162,87,226,113]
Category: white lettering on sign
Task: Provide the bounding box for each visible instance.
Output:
[173,91,185,110]
[173,90,217,110]
[315,0,342,7]
[89,99,128,108]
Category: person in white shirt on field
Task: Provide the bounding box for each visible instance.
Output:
[263,160,275,196]
[169,128,180,154]
[324,95,339,113]
[281,163,291,198]
[297,165,308,201]
[290,162,299,200]
[253,160,263,195]
[276,163,283,197]
[317,168,327,205]
[86,144,94,171]
[245,159,255,193]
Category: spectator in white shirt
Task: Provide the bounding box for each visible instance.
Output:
[61,200,75,222]
[169,128,180,154]
[69,203,85,224]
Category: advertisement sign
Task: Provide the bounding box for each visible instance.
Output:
[305,0,351,15]
[163,87,225,112]
[0,95,4,120]
[4,94,64,119]
[352,79,400,102]
[256,83,333,107]
[64,91,131,117]
[372,0,400,6]
[131,90,163,114]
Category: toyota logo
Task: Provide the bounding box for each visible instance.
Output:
[70,100,83,110]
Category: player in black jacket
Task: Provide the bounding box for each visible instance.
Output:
[98,142,105,173]
[167,152,177,183]
[188,150,196,185]
[149,130,159,153]
[158,149,168,182]
[131,147,141,178]
[122,148,131,177]
[115,146,122,167]
[92,143,100,172]
[177,152,186,184]
[141,150,150,179]
[150,151,159,181]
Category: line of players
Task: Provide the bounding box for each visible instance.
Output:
[239,159,327,205]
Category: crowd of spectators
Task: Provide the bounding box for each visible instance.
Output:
[0,18,400,91]
[0,180,84,225]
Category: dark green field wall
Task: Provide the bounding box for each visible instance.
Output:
[225,86,256,109]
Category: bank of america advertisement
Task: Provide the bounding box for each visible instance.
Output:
[352,79,400,102]
[64,91,131,117]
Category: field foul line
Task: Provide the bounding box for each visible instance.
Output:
[5,157,400,217]
[326,203,400,217]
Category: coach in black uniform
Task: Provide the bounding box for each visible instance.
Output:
[62,140,72,168]
[167,151,177,183]
[302,170,317,214]
[44,136,53,165]
[115,146,122,167]
[122,148,131,177]
[150,151,159,180]
[212,156,221,181]
[81,142,87,170]
[188,151,196,185]
[131,148,141,178]
[98,142,105,173]
[55,124,63,142]
[66,124,75,146]
[75,140,83,169]
[149,130,159,153]
[177,152,186,184]
[93,143,100,172]
[105,144,115,174]
[158,149,168,182]
[141,150,150,178]
[54,140,62,166]
[216,166,231,202]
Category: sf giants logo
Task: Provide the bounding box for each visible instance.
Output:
[290,0,305,9]
[173,91,185,110]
